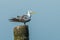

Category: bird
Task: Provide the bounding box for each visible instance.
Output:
[9,10,35,25]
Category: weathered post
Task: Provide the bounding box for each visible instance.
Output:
[14,25,29,40]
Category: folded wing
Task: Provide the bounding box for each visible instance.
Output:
[9,15,31,23]
[9,18,21,22]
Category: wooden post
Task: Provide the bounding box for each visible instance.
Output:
[13,25,29,40]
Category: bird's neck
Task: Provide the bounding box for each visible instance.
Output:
[27,12,31,18]
[27,13,31,18]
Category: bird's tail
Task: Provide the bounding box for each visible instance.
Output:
[9,18,21,22]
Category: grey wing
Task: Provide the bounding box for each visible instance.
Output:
[9,18,20,22]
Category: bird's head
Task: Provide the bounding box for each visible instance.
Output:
[28,10,36,14]
[27,10,36,17]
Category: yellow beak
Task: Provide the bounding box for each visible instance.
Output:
[31,11,36,14]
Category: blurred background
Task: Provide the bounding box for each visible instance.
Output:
[0,0,60,40]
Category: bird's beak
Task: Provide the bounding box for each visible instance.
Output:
[31,11,36,14]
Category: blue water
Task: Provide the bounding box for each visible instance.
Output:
[0,0,60,40]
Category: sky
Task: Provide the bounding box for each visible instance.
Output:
[0,0,60,40]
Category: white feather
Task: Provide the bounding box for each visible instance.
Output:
[27,11,31,17]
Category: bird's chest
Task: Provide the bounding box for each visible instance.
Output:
[21,15,30,21]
